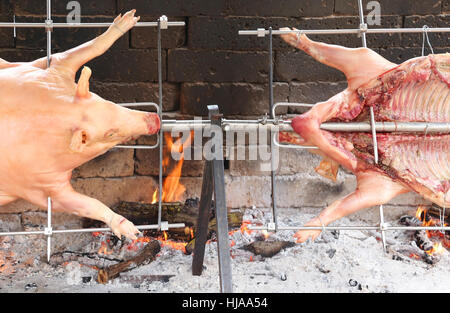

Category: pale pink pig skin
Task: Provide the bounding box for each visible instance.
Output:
[0,10,159,240]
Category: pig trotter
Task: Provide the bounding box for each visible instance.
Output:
[293,172,409,243]
[51,187,141,241]
[293,217,324,243]
[109,213,141,241]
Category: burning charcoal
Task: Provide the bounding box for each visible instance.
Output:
[348,279,358,287]
[326,248,336,259]
[399,215,422,227]
[184,197,200,208]
[424,253,441,265]
[316,265,330,274]
[243,240,295,258]
[331,230,340,240]
[24,283,37,290]
[414,230,434,252]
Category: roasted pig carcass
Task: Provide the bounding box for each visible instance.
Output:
[0,10,160,240]
[279,28,449,243]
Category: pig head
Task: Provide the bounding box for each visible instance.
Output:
[0,10,159,240]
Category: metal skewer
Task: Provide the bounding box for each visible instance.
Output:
[238,27,450,36]
[0,22,185,28]
[156,119,450,133]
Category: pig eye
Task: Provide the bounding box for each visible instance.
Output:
[104,129,119,139]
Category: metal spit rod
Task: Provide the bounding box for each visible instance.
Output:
[249,225,450,231]
[159,119,450,133]
[0,223,187,237]
[238,27,450,36]
[0,22,185,28]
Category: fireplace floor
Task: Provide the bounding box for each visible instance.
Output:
[1,207,449,293]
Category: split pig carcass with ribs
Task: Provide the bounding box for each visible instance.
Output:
[279,28,449,243]
[0,10,160,240]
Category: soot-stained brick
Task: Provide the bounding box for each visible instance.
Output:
[14,16,128,51]
[335,0,442,15]
[226,0,334,17]
[402,15,450,48]
[168,49,269,83]
[118,0,226,17]
[12,0,116,16]
[180,82,289,116]
[85,49,166,82]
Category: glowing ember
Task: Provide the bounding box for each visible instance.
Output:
[127,236,151,251]
[426,242,445,256]
[98,241,113,255]
[261,230,271,240]
[414,206,448,257]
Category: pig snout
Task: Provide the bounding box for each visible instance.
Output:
[144,113,161,135]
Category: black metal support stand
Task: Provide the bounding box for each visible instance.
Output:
[192,105,233,293]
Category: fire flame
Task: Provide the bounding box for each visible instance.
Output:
[98,241,113,255]
[152,132,193,204]
[426,242,445,256]
[415,206,447,256]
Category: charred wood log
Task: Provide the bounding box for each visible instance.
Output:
[387,244,440,265]
[399,215,434,252]
[243,240,295,258]
[83,200,243,241]
[118,274,174,285]
[429,204,449,223]
[97,240,160,284]
[49,251,121,268]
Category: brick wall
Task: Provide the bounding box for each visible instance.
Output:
[0,0,448,221]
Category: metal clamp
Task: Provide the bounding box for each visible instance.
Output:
[358,23,368,37]
[257,28,266,37]
[271,102,314,121]
[271,102,318,150]
[159,15,168,30]
[379,222,389,232]
[267,222,276,231]
[160,221,169,231]
[115,102,160,150]
[45,19,53,31]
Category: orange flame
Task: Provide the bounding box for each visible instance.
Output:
[98,241,113,255]
[426,242,445,256]
[151,132,193,204]
[156,231,187,253]
[415,206,448,256]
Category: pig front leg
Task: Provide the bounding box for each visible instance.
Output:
[31,9,140,74]
[51,186,141,240]
[294,171,410,243]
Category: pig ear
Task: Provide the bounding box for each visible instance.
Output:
[69,129,88,153]
[76,66,92,98]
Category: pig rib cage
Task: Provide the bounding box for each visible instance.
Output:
[0,0,187,265]
[238,0,450,255]
[239,0,450,252]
